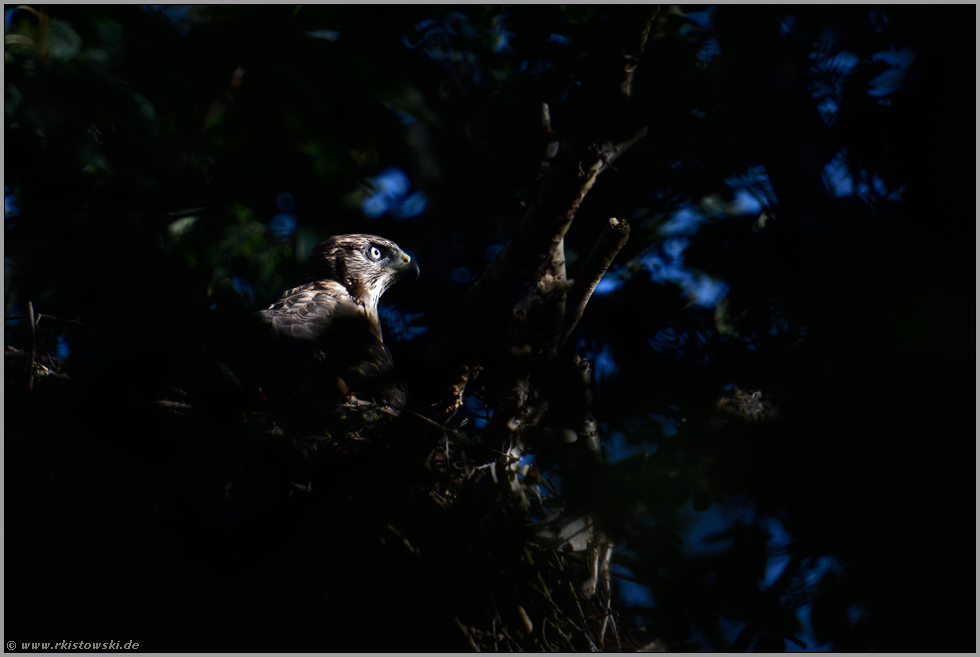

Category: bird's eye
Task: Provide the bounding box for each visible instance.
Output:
[369,246,382,260]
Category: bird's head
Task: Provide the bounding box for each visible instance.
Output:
[302,234,419,308]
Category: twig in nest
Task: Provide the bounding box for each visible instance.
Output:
[610,606,621,651]
[536,571,556,608]
[155,400,194,411]
[598,585,618,649]
[386,523,421,558]
[428,489,450,508]
[342,397,401,418]
[499,626,523,652]
[541,617,554,652]
[567,579,599,650]
[455,618,481,653]
[409,409,520,463]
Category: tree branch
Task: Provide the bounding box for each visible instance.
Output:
[27,301,36,393]
[559,217,630,346]
[619,7,660,98]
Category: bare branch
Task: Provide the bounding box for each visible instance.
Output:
[476,141,604,295]
[620,7,660,98]
[559,217,630,345]
[27,301,36,393]
[3,313,82,324]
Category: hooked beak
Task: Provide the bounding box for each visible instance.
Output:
[393,251,420,281]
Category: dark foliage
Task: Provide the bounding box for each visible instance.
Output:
[5,5,974,652]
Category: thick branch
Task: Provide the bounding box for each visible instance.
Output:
[559,217,630,346]
[475,141,604,295]
[473,7,657,303]
[619,7,660,98]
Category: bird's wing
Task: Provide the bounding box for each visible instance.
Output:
[256,280,360,340]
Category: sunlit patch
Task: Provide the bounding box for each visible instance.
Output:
[5,7,21,32]
[816,50,859,77]
[807,46,859,127]
[868,67,907,98]
[729,188,764,215]
[679,7,715,37]
[604,431,654,463]
[394,191,427,219]
[5,186,20,218]
[763,553,791,588]
[799,555,844,590]
[362,167,427,220]
[592,269,625,295]
[484,243,503,262]
[696,38,721,66]
[55,334,70,360]
[872,46,915,70]
[378,305,428,342]
[817,97,839,126]
[678,499,755,558]
[593,228,728,308]
[592,343,618,383]
[658,206,704,237]
[611,564,654,607]
[269,213,297,239]
[649,413,678,437]
[140,5,194,36]
[787,604,832,652]
[639,238,730,308]
[231,276,254,304]
[724,165,777,207]
[491,14,513,54]
[822,150,854,197]
[464,393,492,428]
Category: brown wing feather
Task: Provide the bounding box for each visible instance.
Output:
[256,280,361,340]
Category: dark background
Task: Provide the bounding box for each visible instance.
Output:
[4,5,974,652]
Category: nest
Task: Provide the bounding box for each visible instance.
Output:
[401,409,647,652]
[7,319,661,652]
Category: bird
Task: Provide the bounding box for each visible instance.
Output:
[255,234,419,415]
